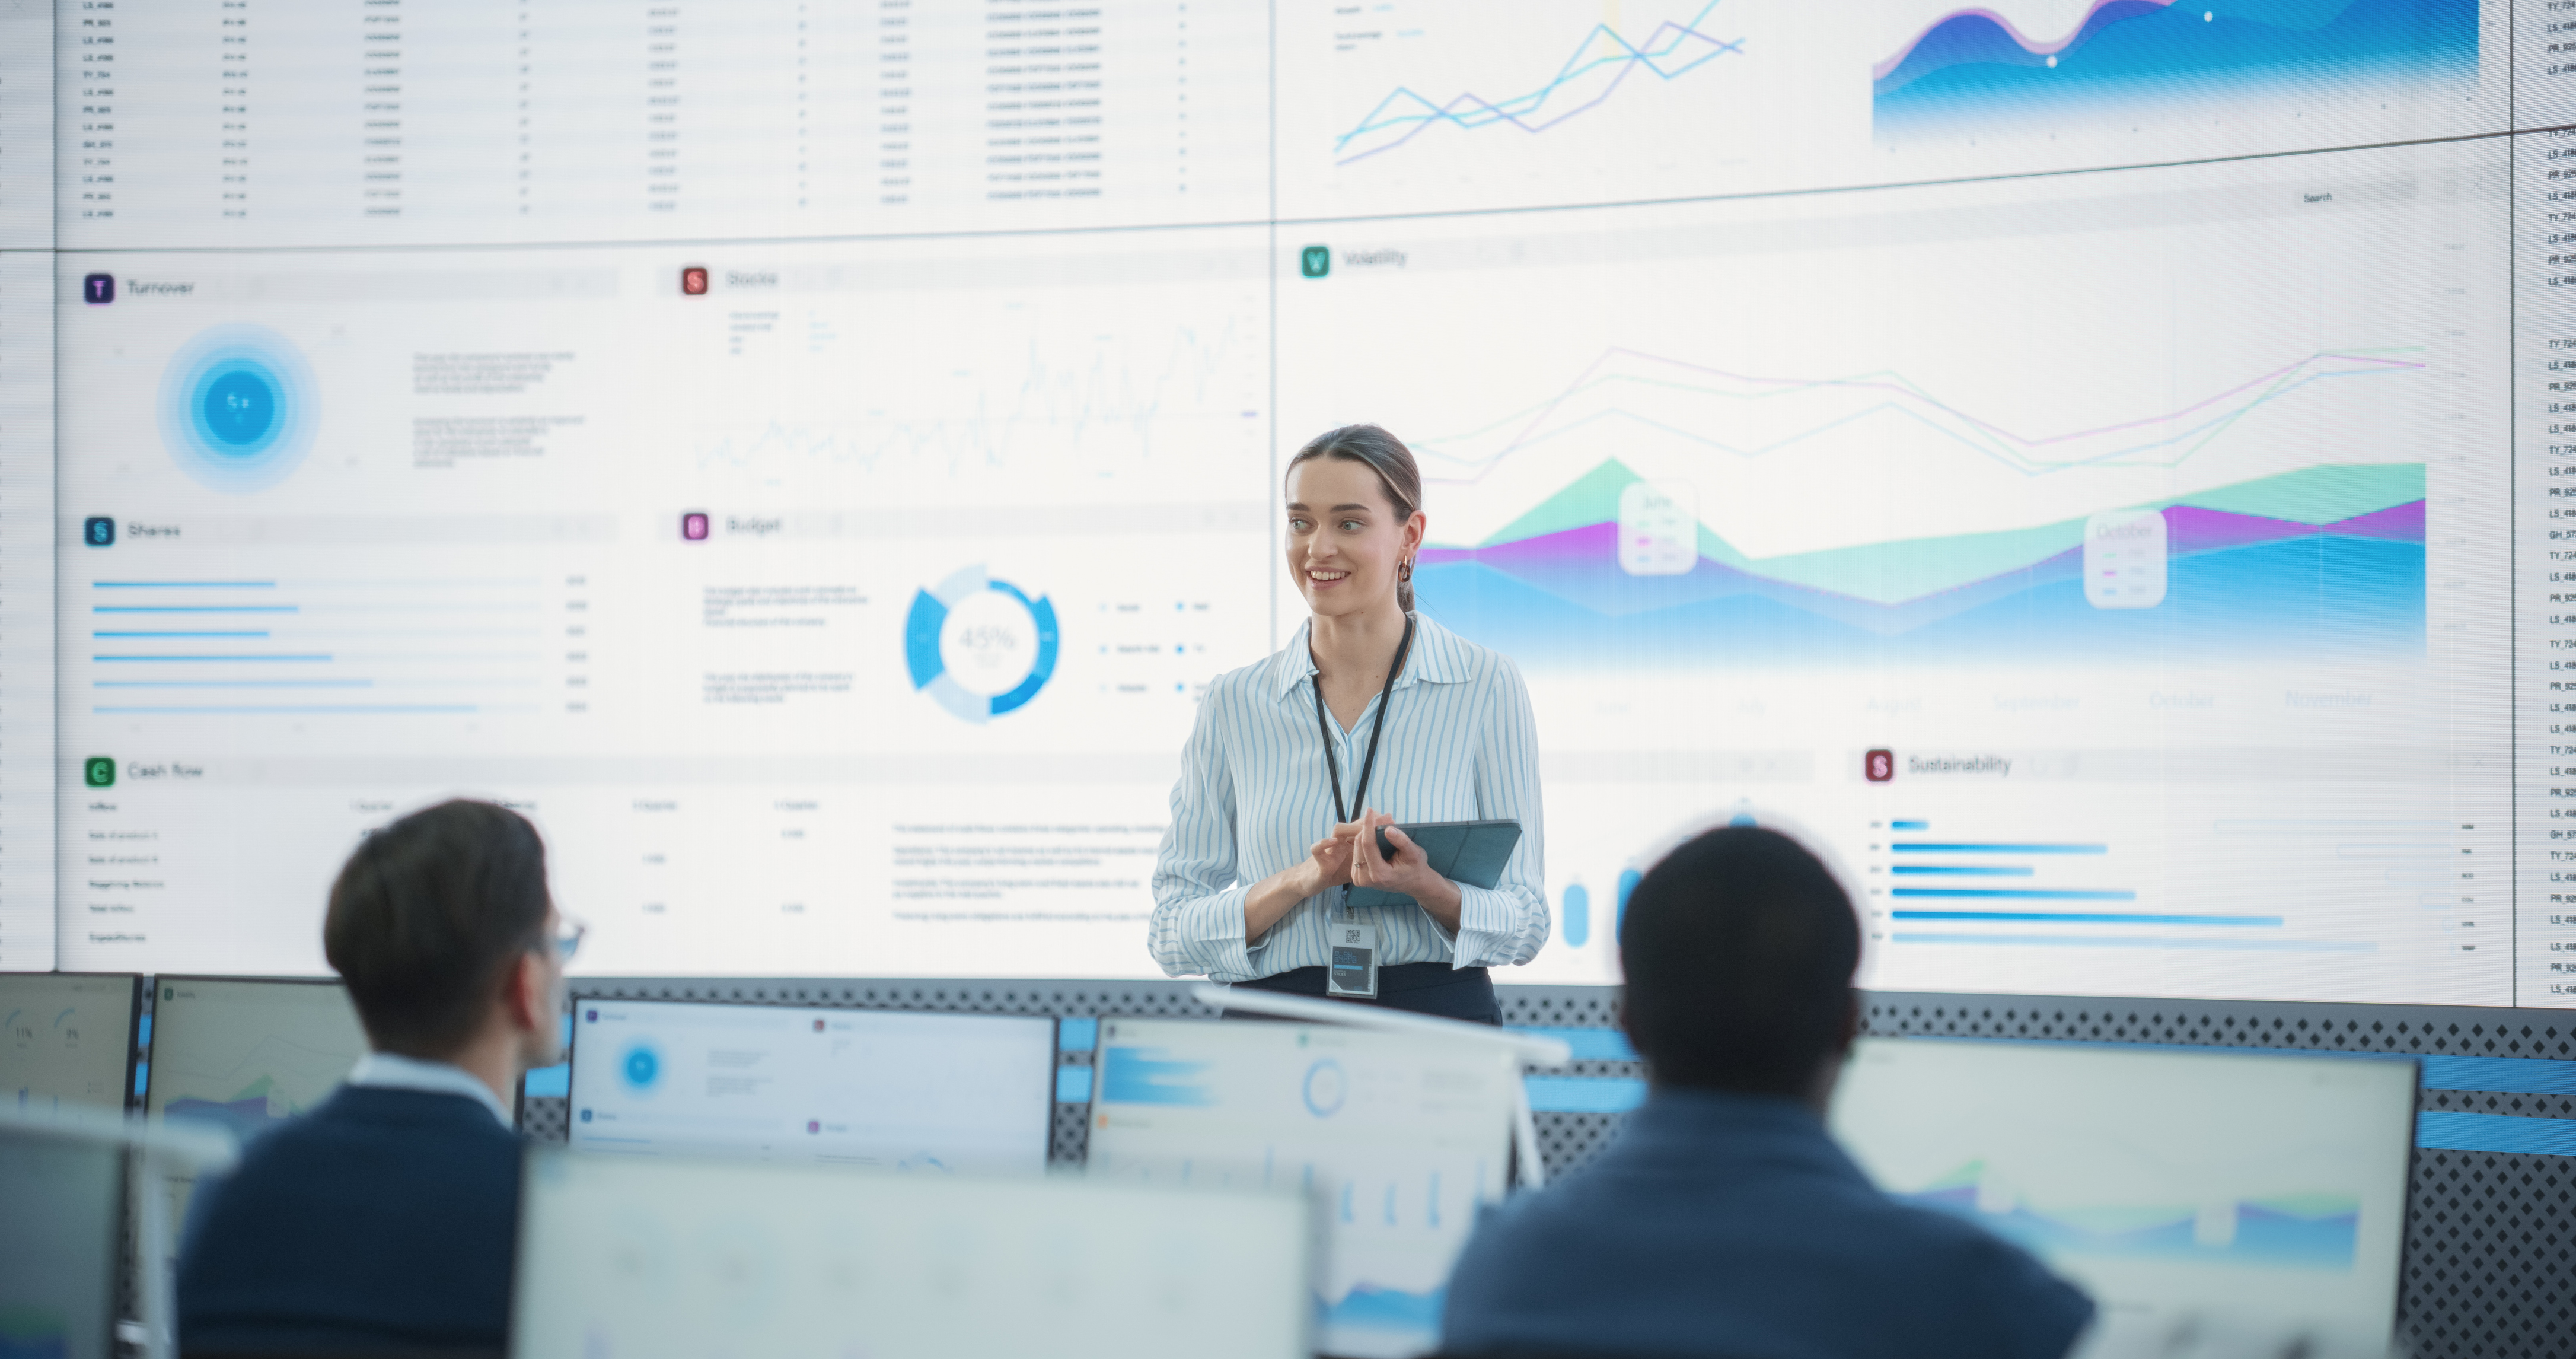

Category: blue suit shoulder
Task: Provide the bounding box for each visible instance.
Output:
[178,1086,524,1356]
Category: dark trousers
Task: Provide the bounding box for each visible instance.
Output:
[1226,962,1500,1025]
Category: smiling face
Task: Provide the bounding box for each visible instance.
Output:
[1286,454,1425,622]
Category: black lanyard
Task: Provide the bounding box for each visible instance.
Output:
[1311,613,1417,825]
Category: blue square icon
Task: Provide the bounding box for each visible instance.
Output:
[82,517,114,548]
[1300,246,1330,278]
[82,274,114,305]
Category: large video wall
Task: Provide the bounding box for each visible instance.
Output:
[6,0,2570,1007]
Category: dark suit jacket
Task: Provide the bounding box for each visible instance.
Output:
[178,1086,523,1356]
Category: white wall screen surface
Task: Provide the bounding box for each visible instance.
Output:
[25,1,2576,1006]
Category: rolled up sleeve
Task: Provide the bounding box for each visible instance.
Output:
[1149,688,1261,980]
[1450,660,1548,968]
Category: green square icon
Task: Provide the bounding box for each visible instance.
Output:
[84,756,115,788]
[1300,245,1330,278]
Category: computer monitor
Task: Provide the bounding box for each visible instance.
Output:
[143,975,371,1247]
[1,973,141,1113]
[1829,1038,2418,1345]
[568,1000,1056,1175]
[509,1146,1313,1359]
[1082,1017,1519,1359]
[145,976,370,1137]
[0,1118,126,1359]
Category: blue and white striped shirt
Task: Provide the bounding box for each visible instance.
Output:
[1149,613,1548,981]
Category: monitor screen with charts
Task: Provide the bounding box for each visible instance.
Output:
[568,1000,1056,1175]
[509,1146,1312,1359]
[1,973,139,1113]
[1829,1038,2418,1345]
[1082,1017,1519,1359]
[145,977,369,1135]
[0,1119,125,1359]
[144,976,372,1247]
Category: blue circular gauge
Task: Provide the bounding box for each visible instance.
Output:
[621,1044,661,1091]
[157,324,319,493]
[904,565,1060,724]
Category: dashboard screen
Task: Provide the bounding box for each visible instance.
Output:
[568,999,1056,1175]
[0,972,136,1112]
[512,1147,1313,1359]
[1084,1016,1517,1359]
[1832,1037,2419,1345]
[145,976,367,1134]
[17,2,2573,1005]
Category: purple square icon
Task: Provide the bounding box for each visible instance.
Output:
[681,512,710,541]
[585,1009,598,1022]
[83,274,114,304]
[807,1119,821,1134]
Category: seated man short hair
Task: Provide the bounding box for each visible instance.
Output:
[1439,825,2094,1359]
[180,800,568,1357]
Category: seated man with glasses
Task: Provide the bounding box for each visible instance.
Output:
[180,800,581,1357]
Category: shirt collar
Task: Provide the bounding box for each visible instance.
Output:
[1269,613,1468,700]
[347,1051,514,1129]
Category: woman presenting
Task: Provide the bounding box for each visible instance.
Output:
[1148,424,1548,1023]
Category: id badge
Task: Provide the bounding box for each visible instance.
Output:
[1325,903,1379,1000]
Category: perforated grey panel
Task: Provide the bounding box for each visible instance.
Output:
[1859,991,2576,1059]
[522,1094,566,1142]
[2405,1151,2575,1357]
[512,979,2576,1358]
[1531,1110,1623,1181]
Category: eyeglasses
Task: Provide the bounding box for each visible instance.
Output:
[550,915,588,965]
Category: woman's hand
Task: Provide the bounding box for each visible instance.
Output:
[1305,825,1360,895]
[1244,822,1367,944]
[1352,809,1463,931]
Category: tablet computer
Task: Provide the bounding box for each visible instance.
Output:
[1347,819,1523,909]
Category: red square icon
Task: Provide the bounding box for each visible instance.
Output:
[681,511,710,541]
[680,266,709,295]
[1865,749,1895,783]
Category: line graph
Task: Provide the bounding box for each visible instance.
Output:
[686,314,1263,502]
[1332,2,1745,166]
[1407,345,2425,491]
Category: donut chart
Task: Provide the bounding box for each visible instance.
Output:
[904,565,1060,723]
[156,324,320,493]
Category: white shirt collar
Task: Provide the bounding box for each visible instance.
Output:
[347,1051,514,1129]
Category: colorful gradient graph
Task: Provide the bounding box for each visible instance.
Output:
[1874,0,2478,131]
[1321,1284,1446,1340]
[165,1075,309,1139]
[1334,2,1744,165]
[1417,459,2424,666]
[1903,1161,2360,1268]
